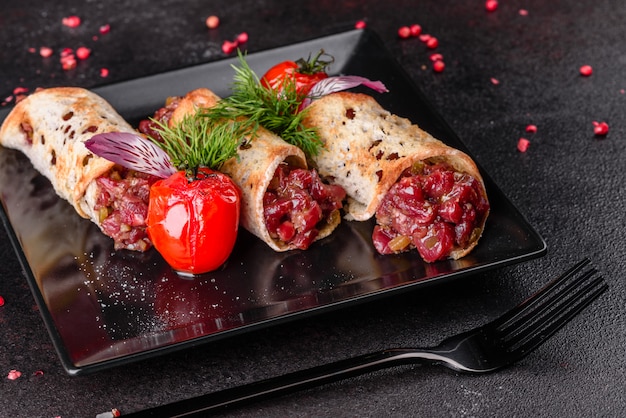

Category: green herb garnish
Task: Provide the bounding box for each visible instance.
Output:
[149,112,248,178]
[295,49,334,75]
[202,51,323,157]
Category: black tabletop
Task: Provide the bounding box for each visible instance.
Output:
[1,1,624,417]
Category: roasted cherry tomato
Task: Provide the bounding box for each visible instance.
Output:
[147,168,240,275]
[260,50,332,96]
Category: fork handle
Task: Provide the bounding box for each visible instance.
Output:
[125,348,436,417]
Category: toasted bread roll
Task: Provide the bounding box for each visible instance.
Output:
[302,92,489,261]
[0,87,155,251]
[142,88,345,252]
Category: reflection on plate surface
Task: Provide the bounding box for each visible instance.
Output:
[0,29,546,375]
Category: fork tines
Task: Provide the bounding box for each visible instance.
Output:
[492,258,608,355]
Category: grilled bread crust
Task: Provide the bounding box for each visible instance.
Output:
[302,92,489,259]
[168,88,341,252]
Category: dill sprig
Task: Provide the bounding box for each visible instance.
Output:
[149,113,247,178]
[203,51,324,158]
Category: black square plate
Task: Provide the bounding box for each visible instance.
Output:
[0,29,546,375]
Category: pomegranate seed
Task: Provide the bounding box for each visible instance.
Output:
[525,124,538,133]
[61,54,77,70]
[60,47,73,57]
[429,53,443,62]
[28,47,36,53]
[62,16,81,28]
[579,65,593,76]
[592,121,609,136]
[485,0,498,12]
[13,87,28,95]
[0,295,4,306]
[517,138,530,152]
[206,15,220,29]
[490,77,500,85]
[76,47,91,60]
[519,9,529,16]
[33,370,44,376]
[222,40,238,54]
[100,68,110,77]
[398,26,411,39]
[419,34,432,42]
[7,370,21,380]
[426,37,439,49]
[99,24,111,34]
[62,60,76,70]
[433,60,445,73]
[236,32,249,43]
[355,20,367,29]
[410,24,422,37]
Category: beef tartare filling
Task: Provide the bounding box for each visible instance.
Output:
[137,96,181,142]
[94,167,159,251]
[372,162,489,262]
[263,164,346,249]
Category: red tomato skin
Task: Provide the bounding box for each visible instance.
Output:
[260,61,298,89]
[147,169,240,275]
[260,61,328,96]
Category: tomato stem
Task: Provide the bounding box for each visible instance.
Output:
[295,49,334,75]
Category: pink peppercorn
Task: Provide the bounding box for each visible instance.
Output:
[429,53,443,62]
[206,15,220,29]
[592,121,609,136]
[526,124,538,133]
[426,37,439,49]
[222,40,238,54]
[433,60,445,73]
[0,295,5,306]
[62,16,81,28]
[485,0,498,12]
[579,65,593,76]
[61,54,77,70]
[236,32,249,44]
[410,24,422,37]
[517,138,530,152]
[76,47,91,60]
[7,370,21,380]
[100,68,110,77]
[398,26,411,39]
[99,24,111,34]
[355,20,367,29]
[39,46,54,58]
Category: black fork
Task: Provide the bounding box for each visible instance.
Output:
[125,258,607,417]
